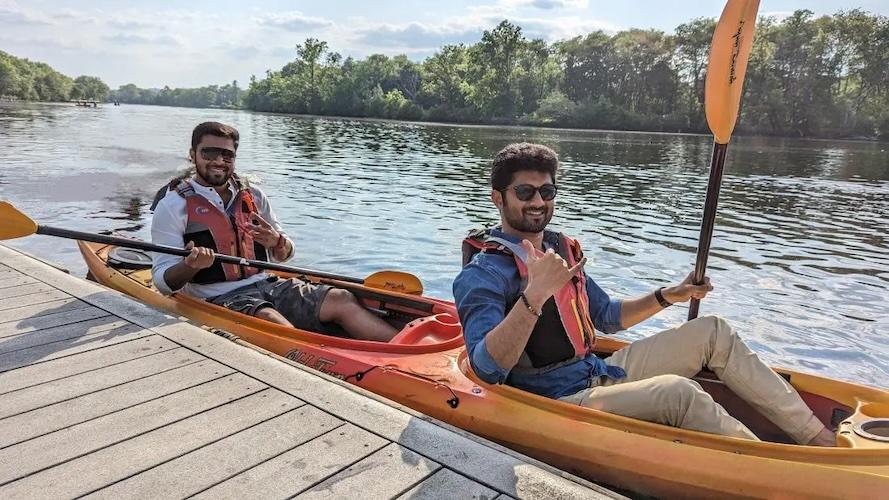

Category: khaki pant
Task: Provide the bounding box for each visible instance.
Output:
[559,315,826,443]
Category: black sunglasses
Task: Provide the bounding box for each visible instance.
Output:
[505,183,558,201]
[199,146,236,162]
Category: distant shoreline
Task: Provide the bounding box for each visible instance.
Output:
[2,100,884,144]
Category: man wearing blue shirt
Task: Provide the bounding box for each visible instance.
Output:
[453,142,834,446]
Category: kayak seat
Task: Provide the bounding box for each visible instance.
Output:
[388,313,462,345]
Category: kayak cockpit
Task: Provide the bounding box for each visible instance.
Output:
[94,243,464,350]
[457,348,889,451]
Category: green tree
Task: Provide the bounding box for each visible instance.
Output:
[71,75,110,101]
[296,38,328,110]
[0,58,19,97]
[114,83,142,102]
[556,31,613,103]
[466,20,526,118]
[674,18,716,130]
[419,45,469,111]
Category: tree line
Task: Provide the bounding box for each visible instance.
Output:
[3,9,888,139]
[111,82,243,109]
[241,10,889,139]
[0,50,109,101]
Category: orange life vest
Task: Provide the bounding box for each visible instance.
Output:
[462,228,597,374]
[175,174,269,284]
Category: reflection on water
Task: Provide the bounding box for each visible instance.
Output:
[1,102,887,387]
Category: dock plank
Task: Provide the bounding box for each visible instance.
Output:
[296,442,440,499]
[0,373,269,485]
[0,347,201,419]
[1,389,302,499]
[0,316,129,352]
[0,282,55,300]
[0,323,151,373]
[0,288,69,311]
[0,267,22,277]
[0,306,111,338]
[86,405,343,499]
[0,359,235,448]
[0,335,179,393]
[398,469,499,500]
[0,297,93,324]
[0,274,39,290]
[194,423,389,500]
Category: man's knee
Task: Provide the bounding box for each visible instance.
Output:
[655,374,703,396]
[686,314,739,349]
[321,289,359,317]
[654,374,713,423]
[326,288,357,306]
[254,306,292,326]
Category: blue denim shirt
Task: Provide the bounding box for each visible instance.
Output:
[453,229,626,399]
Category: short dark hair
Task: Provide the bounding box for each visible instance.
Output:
[191,121,239,150]
[490,143,559,191]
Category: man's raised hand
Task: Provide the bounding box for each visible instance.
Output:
[521,239,586,306]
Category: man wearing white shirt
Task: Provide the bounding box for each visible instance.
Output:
[151,121,397,341]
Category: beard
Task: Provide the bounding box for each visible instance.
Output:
[196,164,232,187]
[503,200,553,233]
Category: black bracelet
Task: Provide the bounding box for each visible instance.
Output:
[519,292,542,317]
[654,287,673,308]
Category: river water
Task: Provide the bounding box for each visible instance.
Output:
[1,102,887,387]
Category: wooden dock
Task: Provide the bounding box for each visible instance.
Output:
[0,243,621,499]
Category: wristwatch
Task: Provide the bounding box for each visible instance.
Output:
[654,287,673,308]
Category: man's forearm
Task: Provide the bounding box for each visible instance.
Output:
[483,287,548,369]
[619,286,678,329]
[162,261,201,292]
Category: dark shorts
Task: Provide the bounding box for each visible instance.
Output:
[207,276,332,332]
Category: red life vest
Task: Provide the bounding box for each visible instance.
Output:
[175,175,269,284]
[462,228,597,374]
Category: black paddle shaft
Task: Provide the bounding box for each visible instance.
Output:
[688,142,728,320]
[37,225,364,284]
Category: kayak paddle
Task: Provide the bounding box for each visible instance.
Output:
[0,201,423,295]
[688,0,760,320]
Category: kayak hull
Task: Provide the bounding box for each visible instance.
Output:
[79,241,889,498]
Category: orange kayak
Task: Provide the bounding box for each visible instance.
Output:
[79,241,889,498]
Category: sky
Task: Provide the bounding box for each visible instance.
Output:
[2,0,887,89]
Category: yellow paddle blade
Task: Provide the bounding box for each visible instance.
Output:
[705,0,761,144]
[364,270,424,295]
[0,201,38,240]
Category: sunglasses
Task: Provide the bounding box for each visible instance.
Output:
[506,183,558,201]
[199,147,236,162]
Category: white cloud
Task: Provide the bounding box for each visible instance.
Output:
[507,16,619,40]
[501,0,589,9]
[50,9,97,23]
[760,11,794,21]
[256,11,334,31]
[107,18,157,30]
[0,5,52,25]
[225,45,262,60]
[102,33,181,46]
[354,22,483,50]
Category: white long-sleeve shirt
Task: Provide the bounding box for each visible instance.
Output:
[150,178,291,299]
